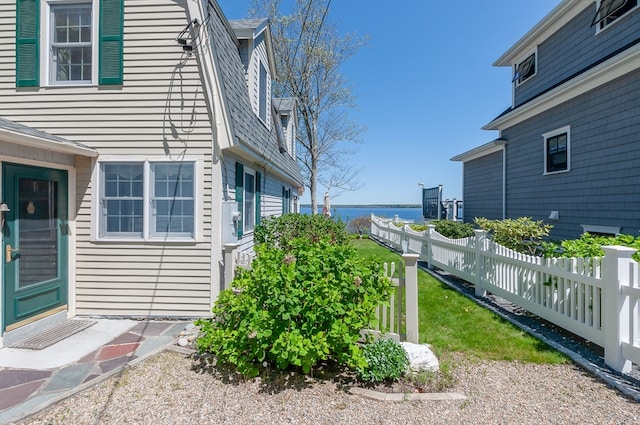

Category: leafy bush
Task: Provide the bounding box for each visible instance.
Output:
[408,220,474,239]
[541,232,640,262]
[195,238,394,377]
[253,213,349,250]
[356,339,409,383]
[475,217,552,256]
[348,216,371,235]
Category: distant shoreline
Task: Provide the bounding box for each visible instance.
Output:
[300,204,420,208]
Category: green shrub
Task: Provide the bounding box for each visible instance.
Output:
[475,217,552,256]
[348,216,371,235]
[408,220,474,239]
[356,339,409,383]
[195,238,394,377]
[254,213,349,250]
[541,232,640,262]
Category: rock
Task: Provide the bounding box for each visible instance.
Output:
[400,342,439,372]
[184,323,196,331]
[177,337,189,347]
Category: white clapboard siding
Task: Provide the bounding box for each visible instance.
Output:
[0,0,218,317]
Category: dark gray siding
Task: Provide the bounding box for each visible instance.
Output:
[515,4,640,107]
[462,150,503,223]
[503,69,640,240]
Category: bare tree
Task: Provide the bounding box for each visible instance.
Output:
[251,0,366,213]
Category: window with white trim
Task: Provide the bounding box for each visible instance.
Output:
[49,2,93,84]
[16,0,123,88]
[592,0,638,31]
[99,161,195,240]
[259,62,268,123]
[234,162,261,237]
[543,126,570,174]
[244,171,256,233]
[513,51,536,86]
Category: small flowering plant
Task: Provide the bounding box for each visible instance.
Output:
[196,237,394,377]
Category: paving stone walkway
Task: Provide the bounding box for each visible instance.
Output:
[0,321,188,424]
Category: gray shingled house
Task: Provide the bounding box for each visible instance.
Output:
[452,0,640,240]
[0,0,302,346]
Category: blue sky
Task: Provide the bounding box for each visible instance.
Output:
[217,0,561,205]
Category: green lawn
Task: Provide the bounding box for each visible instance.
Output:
[351,238,568,364]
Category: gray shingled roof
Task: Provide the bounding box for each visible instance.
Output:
[208,4,302,187]
[274,97,296,114]
[0,117,97,155]
[228,18,268,34]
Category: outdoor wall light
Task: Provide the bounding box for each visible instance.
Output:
[549,211,559,221]
[0,202,9,229]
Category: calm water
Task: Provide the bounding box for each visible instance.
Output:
[300,206,423,223]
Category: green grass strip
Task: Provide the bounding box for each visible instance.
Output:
[351,238,568,364]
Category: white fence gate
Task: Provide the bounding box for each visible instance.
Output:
[365,257,419,343]
[371,214,640,373]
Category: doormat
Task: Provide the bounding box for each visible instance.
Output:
[10,319,97,350]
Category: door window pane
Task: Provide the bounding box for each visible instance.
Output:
[18,179,58,287]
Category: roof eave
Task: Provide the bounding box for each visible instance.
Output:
[0,128,98,157]
[493,0,585,67]
[485,43,640,130]
[451,138,506,163]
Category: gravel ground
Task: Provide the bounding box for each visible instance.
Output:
[15,255,640,424]
[19,349,639,425]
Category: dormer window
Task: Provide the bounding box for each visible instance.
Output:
[259,62,267,123]
[592,0,638,30]
[512,52,536,85]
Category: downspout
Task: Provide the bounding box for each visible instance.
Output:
[502,133,506,219]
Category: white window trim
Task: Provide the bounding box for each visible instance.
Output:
[514,48,537,87]
[243,167,256,234]
[594,0,639,34]
[543,125,571,175]
[92,156,202,243]
[580,224,621,235]
[41,0,99,87]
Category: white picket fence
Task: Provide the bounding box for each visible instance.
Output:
[222,242,420,344]
[370,214,640,373]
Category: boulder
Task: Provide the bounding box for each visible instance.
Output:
[400,342,439,372]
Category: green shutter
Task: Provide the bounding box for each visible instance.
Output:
[16,0,40,87]
[235,162,244,238]
[99,0,124,85]
[255,172,262,226]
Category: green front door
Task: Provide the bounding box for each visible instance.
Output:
[2,163,69,330]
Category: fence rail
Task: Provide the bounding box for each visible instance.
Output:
[371,214,640,373]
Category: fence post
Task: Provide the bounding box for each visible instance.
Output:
[223,242,240,290]
[473,229,487,297]
[602,245,635,373]
[403,253,420,344]
[370,213,375,238]
[426,224,435,270]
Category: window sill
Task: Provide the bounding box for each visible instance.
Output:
[543,168,570,176]
[92,237,199,245]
